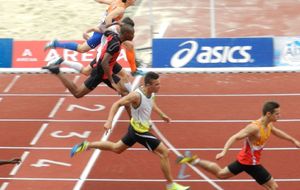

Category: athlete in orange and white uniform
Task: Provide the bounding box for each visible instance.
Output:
[45,0,136,53]
[177,101,300,190]
[236,120,272,165]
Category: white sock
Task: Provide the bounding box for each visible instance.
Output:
[192,158,200,165]
[61,60,83,72]
[124,82,132,92]
[166,183,174,189]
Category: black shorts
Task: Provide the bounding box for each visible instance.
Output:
[121,124,161,151]
[89,59,122,74]
[84,66,120,90]
[228,160,272,185]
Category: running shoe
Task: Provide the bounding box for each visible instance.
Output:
[176,155,198,164]
[70,141,89,157]
[167,182,190,190]
[44,39,57,50]
[131,69,145,76]
[47,56,64,66]
[42,64,60,74]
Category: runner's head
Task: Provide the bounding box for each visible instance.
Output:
[262,101,280,121]
[144,72,160,93]
[121,17,134,27]
[119,24,134,42]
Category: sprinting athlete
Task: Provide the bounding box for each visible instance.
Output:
[44,0,136,53]
[178,101,300,190]
[70,72,190,190]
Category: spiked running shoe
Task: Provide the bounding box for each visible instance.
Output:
[47,56,64,66]
[167,182,190,190]
[42,64,60,74]
[70,141,89,157]
[176,155,198,164]
[44,39,57,50]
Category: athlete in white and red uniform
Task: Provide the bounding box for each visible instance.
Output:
[177,101,300,190]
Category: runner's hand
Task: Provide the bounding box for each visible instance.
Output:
[9,158,21,164]
[295,140,300,148]
[104,121,112,135]
[216,151,226,160]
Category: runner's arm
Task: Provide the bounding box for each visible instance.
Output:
[272,126,300,147]
[105,7,125,26]
[152,100,171,122]
[216,124,258,159]
[104,92,139,130]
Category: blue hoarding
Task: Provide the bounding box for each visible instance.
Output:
[152,38,273,68]
[0,38,13,68]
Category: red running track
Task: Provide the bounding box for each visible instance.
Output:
[0,73,300,190]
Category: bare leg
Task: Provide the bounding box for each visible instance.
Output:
[153,143,173,183]
[56,73,91,98]
[263,178,278,190]
[88,140,128,154]
[195,159,235,179]
[76,41,92,53]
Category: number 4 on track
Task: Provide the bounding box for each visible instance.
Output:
[31,159,71,167]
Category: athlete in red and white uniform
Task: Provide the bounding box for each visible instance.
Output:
[177,101,300,190]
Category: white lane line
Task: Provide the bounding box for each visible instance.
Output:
[2,119,300,123]
[2,92,300,97]
[73,75,143,190]
[30,123,49,145]
[210,0,216,37]
[0,182,9,190]
[9,151,30,176]
[0,147,298,151]
[0,98,2,102]
[4,75,20,93]
[152,123,223,190]
[0,177,299,182]
[48,97,65,118]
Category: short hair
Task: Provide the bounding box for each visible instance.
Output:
[122,17,135,27]
[144,71,159,85]
[122,0,127,2]
[120,24,134,41]
[262,101,280,115]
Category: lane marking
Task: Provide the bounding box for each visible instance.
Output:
[9,151,30,176]
[30,123,49,145]
[0,182,9,190]
[49,97,65,118]
[2,92,300,97]
[0,177,298,182]
[152,123,223,190]
[3,75,20,93]
[1,119,300,123]
[210,0,216,37]
[73,76,143,190]
[0,147,298,151]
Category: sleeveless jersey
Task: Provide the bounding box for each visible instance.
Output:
[237,120,272,165]
[98,0,127,25]
[130,88,154,133]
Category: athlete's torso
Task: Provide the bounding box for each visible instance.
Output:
[237,120,272,165]
[130,88,154,133]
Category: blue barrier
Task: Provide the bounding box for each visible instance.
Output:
[0,38,13,68]
[152,37,273,68]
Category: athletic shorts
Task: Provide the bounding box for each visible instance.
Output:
[121,124,161,151]
[89,59,122,74]
[87,32,103,49]
[84,66,120,90]
[228,160,272,185]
